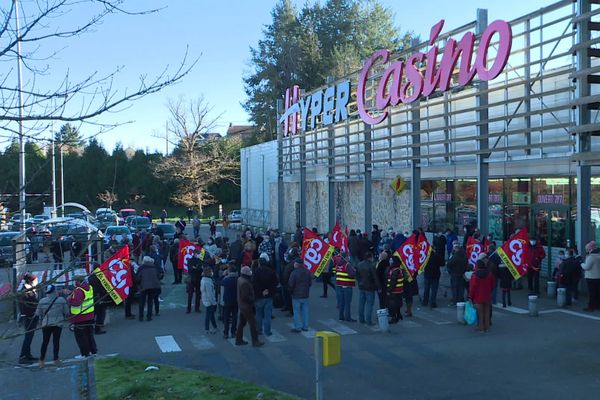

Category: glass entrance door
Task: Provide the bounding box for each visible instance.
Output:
[531,206,570,277]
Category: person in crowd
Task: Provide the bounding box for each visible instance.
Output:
[462,224,474,249]
[385,256,404,324]
[220,265,238,339]
[141,230,154,258]
[160,209,167,223]
[209,218,217,237]
[241,241,255,268]
[582,241,600,311]
[558,248,580,306]
[18,273,39,364]
[371,225,382,251]
[175,217,187,235]
[68,275,97,357]
[205,237,218,258]
[357,232,372,262]
[391,231,407,255]
[190,215,199,239]
[152,223,165,240]
[103,244,117,261]
[132,232,142,261]
[236,266,264,347]
[447,241,467,305]
[187,248,204,313]
[356,250,381,325]
[423,244,444,308]
[348,230,359,263]
[253,254,278,336]
[201,267,218,334]
[553,250,566,283]
[403,269,418,317]
[51,237,64,270]
[258,233,275,266]
[282,244,299,315]
[498,262,513,307]
[275,231,288,280]
[136,256,163,321]
[335,252,356,322]
[527,237,546,295]
[222,215,230,234]
[469,259,496,333]
[88,264,108,334]
[445,228,458,258]
[375,251,389,309]
[288,257,312,332]
[124,259,138,320]
[186,208,193,223]
[320,253,336,298]
[487,241,500,305]
[229,234,243,266]
[169,239,182,284]
[35,284,68,368]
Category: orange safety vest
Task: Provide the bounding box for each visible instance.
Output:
[386,267,404,294]
[335,262,355,287]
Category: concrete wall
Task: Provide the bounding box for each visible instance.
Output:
[372,180,412,233]
[306,181,328,233]
[241,141,277,228]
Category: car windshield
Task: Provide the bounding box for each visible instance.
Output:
[0,234,18,246]
[98,214,116,221]
[158,224,175,233]
[134,217,150,225]
[106,227,130,235]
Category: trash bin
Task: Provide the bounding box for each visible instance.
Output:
[557,288,567,307]
[377,309,389,333]
[456,302,466,324]
[528,295,538,317]
[547,281,557,298]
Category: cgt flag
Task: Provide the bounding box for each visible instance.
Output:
[466,236,483,267]
[301,228,335,277]
[497,228,532,280]
[415,231,432,275]
[178,238,204,272]
[93,246,132,305]
[394,233,417,282]
[329,222,343,249]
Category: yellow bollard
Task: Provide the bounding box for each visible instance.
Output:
[314,331,341,400]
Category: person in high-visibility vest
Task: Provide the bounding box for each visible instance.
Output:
[68,275,97,357]
[335,252,356,322]
[385,256,404,324]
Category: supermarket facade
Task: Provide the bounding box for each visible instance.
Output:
[241,0,600,276]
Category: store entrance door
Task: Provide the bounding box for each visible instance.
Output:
[531,205,571,278]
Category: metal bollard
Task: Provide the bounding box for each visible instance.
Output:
[547,281,557,298]
[456,302,466,324]
[377,309,389,333]
[557,288,567,307]
[528,295,538,317]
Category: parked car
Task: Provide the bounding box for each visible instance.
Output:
[129,216,152,233]
[104,225,133,245]
[0,231,20,267]
[125,215,137,226]
[95,213,118,231]
[95,208,113,217]
[227,210,242,223]
[32,214,50,225]
[9,213,33,229]
[156,223,176,242]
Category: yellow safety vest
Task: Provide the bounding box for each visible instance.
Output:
[70,286,94,316]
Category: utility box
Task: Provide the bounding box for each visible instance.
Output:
[316,331,340,367]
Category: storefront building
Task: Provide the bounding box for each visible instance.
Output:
[241,0,600,276]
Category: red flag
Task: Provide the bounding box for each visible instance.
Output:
[329,222,343,249]
[178,238,204,272]
[341,226,349,253]
[415,232,432,274]
[301,228,335,277]
[93,246,132,305]
[466,236,483,267]
[394,233,417,281]
[496,229,532,280]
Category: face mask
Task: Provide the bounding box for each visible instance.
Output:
[531,240,537,246]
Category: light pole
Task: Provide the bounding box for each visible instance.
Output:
[14,0,26,232]
[60,135,65,216]
[51,133,57,217]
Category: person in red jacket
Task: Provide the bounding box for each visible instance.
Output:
[527,238,546,295]
[469,259,496,332]
[68,276,97,357]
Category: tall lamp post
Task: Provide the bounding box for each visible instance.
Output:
[14,0,26,232]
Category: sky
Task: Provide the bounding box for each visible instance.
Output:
[11,0,555,153]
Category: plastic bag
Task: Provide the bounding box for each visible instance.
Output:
[464,300,478,326]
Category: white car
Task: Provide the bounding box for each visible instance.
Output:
[228,210,242,223]
[104,225,133,245]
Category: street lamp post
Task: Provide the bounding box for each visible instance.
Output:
[14,0,26,232]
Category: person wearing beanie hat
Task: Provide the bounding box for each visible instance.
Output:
[582,241,600,311]
[35,284,68,367]
[236,265,264,347]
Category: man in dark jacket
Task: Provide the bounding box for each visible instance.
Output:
[253,257,278,336]
[187,248,203,313]
[447,241,468,305]
[236,266,264,347]
[88,264,109,334]
[559,248,581,306]
[169,239,182,284]
[136,256,163,321]
[356,251,381,325]
[18,274,39,364]
[423,246,443,308]
[220,266,238,339]
[288,258,312,332]
[371,225,382,251]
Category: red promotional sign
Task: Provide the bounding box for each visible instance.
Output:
[301,228,335,277]
[178,239,204,272]
[394,233,417,282]
[466,236,483,268]
[93,246,132,305]
[496,229,532,280]
[415,232,432,275]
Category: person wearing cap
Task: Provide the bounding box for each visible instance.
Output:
[187,248,204,313]
[253,254,278,336]
[447,241,468,306]
[136,256,163,321]
[288,257,312,332]
[582,241,600,311]
[385,256,404,323]
[68,275,97,357]
[236,266,264,347]
[35,284,68,367]
[18,273,39,364]
[469,259,496,333]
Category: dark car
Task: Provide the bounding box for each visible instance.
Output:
[0,232,20,267]
[96,213,118,231]
[156,223,176,242]
[129,216,152,233]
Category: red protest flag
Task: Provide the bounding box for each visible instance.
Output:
[93,246,132,305]
[178,238,203,272]
[329,222,343,249]
[496,228,532,280]
[301,227,335,277]
[415,231,433,275]
[394,233,417,281]
[466,236,483,268]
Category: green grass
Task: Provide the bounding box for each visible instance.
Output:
[95,357,297,400]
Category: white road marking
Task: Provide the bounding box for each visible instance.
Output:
[155,335,182,353]
[188,334,216,350]
[414,311,453,325]
[264,329,287,343]
[539,309,600,321]
[402,319,423,328]
[492,304,529,314]
[317,319,357,335]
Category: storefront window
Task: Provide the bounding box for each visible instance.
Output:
[507,178,531,206]
[455,205,477,233]
[421,203,434,231]
[421,180,435,201]
[455,180,476,203]
[489,204,503,241]
[533,177,569,205]
[505,205,529,240]
[489,179,503,204]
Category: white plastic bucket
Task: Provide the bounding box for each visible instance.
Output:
[456,302,466,324]
[557,288,567,307]
[528,295,538,317]
[377,308,389,332]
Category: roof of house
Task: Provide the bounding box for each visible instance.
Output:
[226,124,254,136]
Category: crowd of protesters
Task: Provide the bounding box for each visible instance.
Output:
[16,217,600,364]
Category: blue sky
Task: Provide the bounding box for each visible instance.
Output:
[14,0,553,152]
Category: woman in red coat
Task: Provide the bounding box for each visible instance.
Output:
[469,259,496,332]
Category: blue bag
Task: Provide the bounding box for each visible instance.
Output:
[464,300,478,326]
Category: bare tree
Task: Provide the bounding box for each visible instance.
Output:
[152,97,239,216]
[0,0,196,140]
[97,189,117,209]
